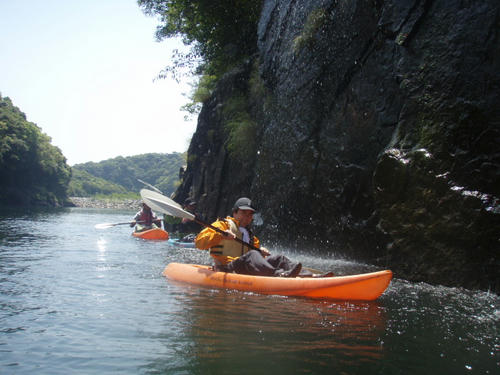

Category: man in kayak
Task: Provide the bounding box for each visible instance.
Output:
[131,202,162,232]
[195,197,303,277]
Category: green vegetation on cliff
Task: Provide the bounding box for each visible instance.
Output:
[139,0,263,78]
[0,95,71,207]
[139,0,264,121]
[70,152,186,197]
[138,1,266,168]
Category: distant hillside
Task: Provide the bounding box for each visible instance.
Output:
[68,169,129,197]
[0,95,71,207]
[69,152,186,197]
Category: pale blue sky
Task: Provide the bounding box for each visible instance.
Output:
[0,0,196,165]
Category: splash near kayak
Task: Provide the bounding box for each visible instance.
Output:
[132,228,169,240]
[163,263,392,301]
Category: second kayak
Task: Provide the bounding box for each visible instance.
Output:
[132,228,169,240]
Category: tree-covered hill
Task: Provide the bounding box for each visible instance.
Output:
[0,94,71,207]
[70,152,186,197]
[68,168,129,197]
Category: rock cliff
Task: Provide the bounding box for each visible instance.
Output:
[175,0,500,292]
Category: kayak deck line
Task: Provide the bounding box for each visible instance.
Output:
[132,228,169,240]
[163,263,393,301]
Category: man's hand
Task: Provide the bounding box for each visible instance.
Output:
[222,230,236,240]
[130,221,136,227]
[260,247,271,257]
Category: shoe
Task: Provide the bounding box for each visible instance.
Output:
[274,268,285,276]
[278,263,302,278]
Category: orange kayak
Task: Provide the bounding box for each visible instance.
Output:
[163,263,392,301]
[132,228,169,240]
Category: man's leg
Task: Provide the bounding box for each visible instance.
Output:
[229,250,276,276]
[266,254,298,271]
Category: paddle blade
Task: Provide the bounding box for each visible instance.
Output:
[95,223,116,229]
[94,221,134,229]
[140,189,195,221]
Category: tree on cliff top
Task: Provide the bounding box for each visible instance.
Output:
[138,0,263,78]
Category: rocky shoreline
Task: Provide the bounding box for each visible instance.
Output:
[68,197,141,210]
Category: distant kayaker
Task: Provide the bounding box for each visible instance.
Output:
[131,202,162,232]
[195,197,303,277]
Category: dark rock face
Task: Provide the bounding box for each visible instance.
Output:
[175,62,257,220]
[374,148,499,290]
[176,0,500,292]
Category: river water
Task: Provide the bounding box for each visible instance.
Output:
[0,208,498,374]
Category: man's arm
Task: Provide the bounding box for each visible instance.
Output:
[195,220,230,249]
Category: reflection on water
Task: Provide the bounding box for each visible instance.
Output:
[97,238,107,253]
[96,238,107,273]
[141,279,390,373]
[0,208,499,375]
[149,285,388,374]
